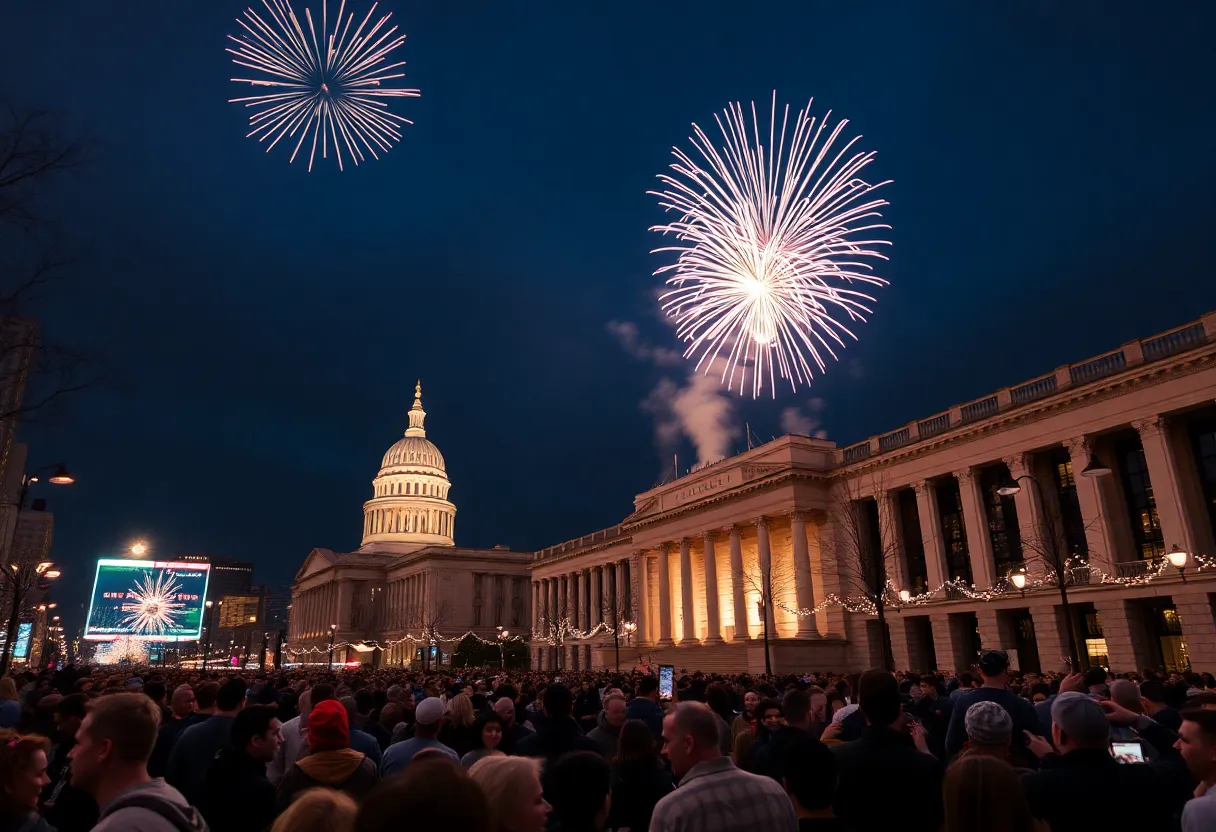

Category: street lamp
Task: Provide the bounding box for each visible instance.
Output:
[622,620,637,646]
[496,626,510,668]
[328,624,338,670]
[1010,570,1028,597]
[129,541,148,557]
[203,600,215,670]
[17,464,75,509]
[1167,545,1189,582]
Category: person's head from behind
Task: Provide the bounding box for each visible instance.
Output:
[217,677,248,714]
[272,787,357,832]
[782,689,812,731]
[661,702,722,779]
[308,700,350,753]
[977,650,1010,686]
[448,693,475,727]
[943,756,1037,832]
[963,701,1012,760]
[68,694,162,794]
[858,670,901,728]
[615,719,655,762]
[1050,692,1109,753]
[55,693,88,742]
[233,704,283,763]
[781,735,835,818]
[195,681,220,714]
[1175,708,1216,783]
[636,676,659,703]
[413,697,444,738]
[468,755,550,832]
[1083,667,1109,694]
[1109,679,1143,714]
[0,730,50,814]
[542,684,573,718]
[493,697,515,726]
[546,752,610,832]
[311,683,336,707]
[357,759,489,832]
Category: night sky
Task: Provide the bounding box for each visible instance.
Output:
[2,1,1214,634]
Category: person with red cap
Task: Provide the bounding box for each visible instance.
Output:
[275,698,379,812]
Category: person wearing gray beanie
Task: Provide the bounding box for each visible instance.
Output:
[964,701,1013,748]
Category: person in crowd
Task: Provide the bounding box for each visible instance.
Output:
[269,687,312,785]
[356,758,490,832]
[950,672,980,701]
[909,674,952,758]
[625,677,664,740]
[955,701,1024,769]
[468,755,550,832]
[752,689,813,782]
[805,687,829,741]
[545,751,610,832]
[460,712,506,769]
[439,693,479,758]
[731,690,760,743]
[831,670,943,832]
[376,704,403,747]
[166,676,246,805]
[271,787,357,832]
[389,695,417,744]
[945,651,1041,761]
[780,734,837,832]
[650,702,797,832]
[606,719,672,832]
[148,683,198,779]
[1084,667,1111,698]
[514,684,599,764]
[706,684,738,745]
[0,681,22,731]
[943,756,1043,832]
[338,697,382,771]
[1175,708,1216,832]
[1142,678,1184,731]
[494,696,531,755]
[67,693,206,832]
[41,694,97,832]
[0,729,52,832]
[1019,691,1175,828]
[586,693,626,758]
[381,698,457,775]
[353,691,390,751]
[198,703,282,832]
[277,699,378,810]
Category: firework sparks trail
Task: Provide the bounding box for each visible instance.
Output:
[228,0,420,171]
[120,571,187,636]
[650,94,892,398]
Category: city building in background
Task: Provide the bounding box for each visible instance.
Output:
[290,383,531,667]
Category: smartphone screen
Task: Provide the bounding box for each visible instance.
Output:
[658,665,675,701]
[1111,741,1145,763]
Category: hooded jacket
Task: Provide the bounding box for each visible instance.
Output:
[92,778,207,832]
[275,749,378,812]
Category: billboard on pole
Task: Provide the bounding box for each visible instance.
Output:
[84,559,211,642]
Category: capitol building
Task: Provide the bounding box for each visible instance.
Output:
[288,384,532,666]
[295,310,1216,675]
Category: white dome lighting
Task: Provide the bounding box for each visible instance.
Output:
[360,381,456,551]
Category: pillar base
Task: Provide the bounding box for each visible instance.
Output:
[702,637,725,645]
[794,629,822,639]
[656,639,674,647]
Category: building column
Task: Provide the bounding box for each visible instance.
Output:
[657,545,673,646]
[975,608,1017,653]
[1064,437,1119,575]
[1094,599,1155,674]
[576,570,588,631]
[956,469,997,589]
[1029,602,1070,675]
[876,490,909,589]
[701,531,723,644]
[886,615,917,671]
[615,560,628,618]
[1134,416,1200,558]
[929,613,965,673]
[914,482,949,588]
[590,566,603,627]
[790,511,818,637]
[1004,453,1046,558]
[531,582,540,633]
[1174,592,1216,673]
[679,539,695,642]
[728,525,747,640]
[756,517,777,637]
[547,579,557,631]
[560,575,569,622]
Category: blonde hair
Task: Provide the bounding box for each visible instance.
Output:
[272,788,357,832]
[447,693,475,728]
[84,694,162,763]
[468,756,543,832]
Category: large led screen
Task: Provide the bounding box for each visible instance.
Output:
[84,559,211,642]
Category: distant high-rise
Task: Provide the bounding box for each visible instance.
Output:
[178,555,253,602]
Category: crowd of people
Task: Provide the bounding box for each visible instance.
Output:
[0,653,1213,831]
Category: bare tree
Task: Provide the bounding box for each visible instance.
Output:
[418,597,450,672]
[741,547,797,675]
[597,584,634,672]
[831,476,902,671]
[0,548,53,674]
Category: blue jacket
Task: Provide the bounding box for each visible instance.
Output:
[625,697,664,740]
[167,715,236,805]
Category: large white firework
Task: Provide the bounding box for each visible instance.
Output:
[228,0,420,171]
[651,95,891,398]
[97,636,150,666]
[120,571,187,636]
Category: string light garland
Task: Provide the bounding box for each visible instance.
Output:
[285,627,528,658]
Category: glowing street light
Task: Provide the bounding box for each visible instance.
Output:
[1167,545,1189,582]
[130,541,148,557]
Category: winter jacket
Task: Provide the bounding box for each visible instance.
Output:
[165,715,236,806]
[92,779,207,832]
[624,697,664,741]
[198,747,275,832]
[585,710,621,758]
[276,749,379,811]
[606,757,673,832]
[514,715,600,765]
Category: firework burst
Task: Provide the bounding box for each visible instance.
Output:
[651,94,891,398]
[120,571,187,636]
[98,636,150,666]
[228,0,420,171]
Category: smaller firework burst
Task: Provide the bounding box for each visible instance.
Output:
[98,636,149,665]
[120,571,187,636]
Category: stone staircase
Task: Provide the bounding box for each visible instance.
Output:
[593,642,752,674]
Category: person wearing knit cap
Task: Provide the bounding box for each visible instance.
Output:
[275,699,379,812]
[381,697,459,777]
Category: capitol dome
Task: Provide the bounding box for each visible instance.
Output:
[360,381,456,551]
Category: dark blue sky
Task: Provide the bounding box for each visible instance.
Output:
[2,1,1214,633]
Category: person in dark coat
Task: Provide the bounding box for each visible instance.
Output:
[1019,692,1185,830]
[606,720,673,832]
[493,697,532,755]
[515,684,600,767]
[276,699,378,811]
[40,694,97,832]
[624,677,664,742]
[944,651,1041,762]
[166,677,246,805]
[198,704,281,832]
[832,671,944,832]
